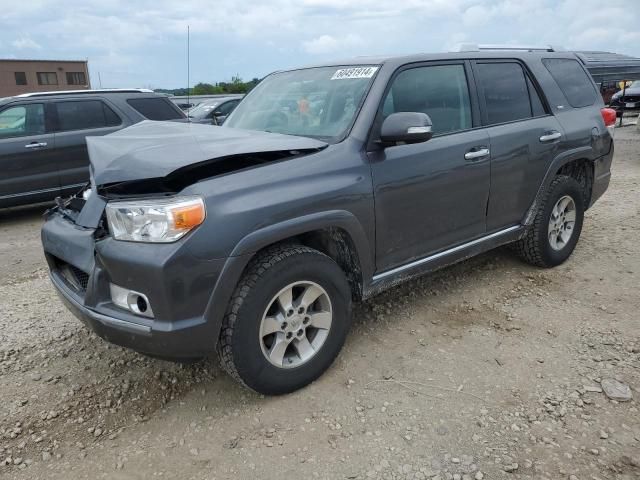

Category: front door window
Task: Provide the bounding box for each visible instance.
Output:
[0,104,45,138]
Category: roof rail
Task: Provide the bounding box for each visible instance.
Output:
[456,43,564,53]
[14,88,154,98]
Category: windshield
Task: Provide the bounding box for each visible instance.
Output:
[188,101,219,119]
[630,81,640,88]
[224,66,379,142]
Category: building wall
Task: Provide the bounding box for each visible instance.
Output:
[0,60,90,97]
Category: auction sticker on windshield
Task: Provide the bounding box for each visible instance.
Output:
[331,67,379,80]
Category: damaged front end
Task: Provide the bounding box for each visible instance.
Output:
[41,183,226,359]
[42,121,327,359]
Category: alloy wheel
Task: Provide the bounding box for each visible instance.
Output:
[259,281,333,369]
[548,195,577,251]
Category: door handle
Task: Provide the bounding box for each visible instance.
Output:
[539,131,561,143]
[25,142,48,149]
[464,147,490,161]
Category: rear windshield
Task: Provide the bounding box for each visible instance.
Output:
[126,97,185,120]
[542,58,597,108]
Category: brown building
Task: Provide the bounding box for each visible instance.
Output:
[0,59,90,97]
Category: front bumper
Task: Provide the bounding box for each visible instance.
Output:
[42,211,228,360]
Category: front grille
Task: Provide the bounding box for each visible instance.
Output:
[622,95,640,103]
[68,265,89,290]
[53,257,90,292]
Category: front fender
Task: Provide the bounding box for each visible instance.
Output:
[202,209,373,341]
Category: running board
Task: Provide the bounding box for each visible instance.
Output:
[365,225,524,298]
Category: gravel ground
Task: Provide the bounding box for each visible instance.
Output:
[0,126,638,480]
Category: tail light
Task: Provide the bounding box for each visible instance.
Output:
[601,108,617,127]
[601,107,616,138]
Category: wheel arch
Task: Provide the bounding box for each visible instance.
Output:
[523,147,595,226]
[202,210,373,340]
[555,158,594,209]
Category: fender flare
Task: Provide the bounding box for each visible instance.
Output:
[202,210,373,339]
[523,146,594,225]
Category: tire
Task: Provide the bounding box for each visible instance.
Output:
[217,244,352,395]
[514,175,585,268]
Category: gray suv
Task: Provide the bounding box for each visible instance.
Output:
[0,89,185,208]
[41,48,614,395]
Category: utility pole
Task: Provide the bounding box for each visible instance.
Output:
[187,25,190,113]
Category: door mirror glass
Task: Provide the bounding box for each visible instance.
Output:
[380,112,433,145]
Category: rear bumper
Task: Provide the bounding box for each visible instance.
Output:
[590,171,611,207]
[590,145,614,208]
[42,211,238,360]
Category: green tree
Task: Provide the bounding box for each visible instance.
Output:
[155,76,262,96]
[192,82,220,95]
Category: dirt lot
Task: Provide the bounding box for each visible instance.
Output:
[1,125,639,480]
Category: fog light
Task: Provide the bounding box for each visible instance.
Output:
[109,283,154,318]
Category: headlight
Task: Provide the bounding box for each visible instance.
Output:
[105,196,205,243]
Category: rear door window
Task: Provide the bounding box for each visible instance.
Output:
[126,97,185,120]
[55,100,121,131]
[475,62,534,125]
[0,104,45,138]
[542,58,596,108]
[382,64,473,135]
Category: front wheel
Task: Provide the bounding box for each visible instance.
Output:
[514,175,585,268]
[218,245,352,395]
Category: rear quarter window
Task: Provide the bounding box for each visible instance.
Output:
[126,97,185,120]
[542,58,597,108]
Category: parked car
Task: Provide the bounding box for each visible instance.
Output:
[599,80,620,105]
[173,101,196,111]
[0,89,186,208]
[609,80,640,113]
[187,96,243,125]
[42,48,614,395]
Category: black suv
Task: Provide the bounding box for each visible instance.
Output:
[0,89,185,208]
[42,47,615,395]
[609,80,640,113]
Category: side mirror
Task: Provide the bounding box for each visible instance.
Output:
[380,112,433,145]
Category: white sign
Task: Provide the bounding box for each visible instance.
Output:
[331,67,379,80]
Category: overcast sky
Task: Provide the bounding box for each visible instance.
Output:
[1,0,638,89]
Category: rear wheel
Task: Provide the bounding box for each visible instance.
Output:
[218,245,352,395]
[514,175,585,267]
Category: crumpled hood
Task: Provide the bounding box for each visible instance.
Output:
[87,121,328,186]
